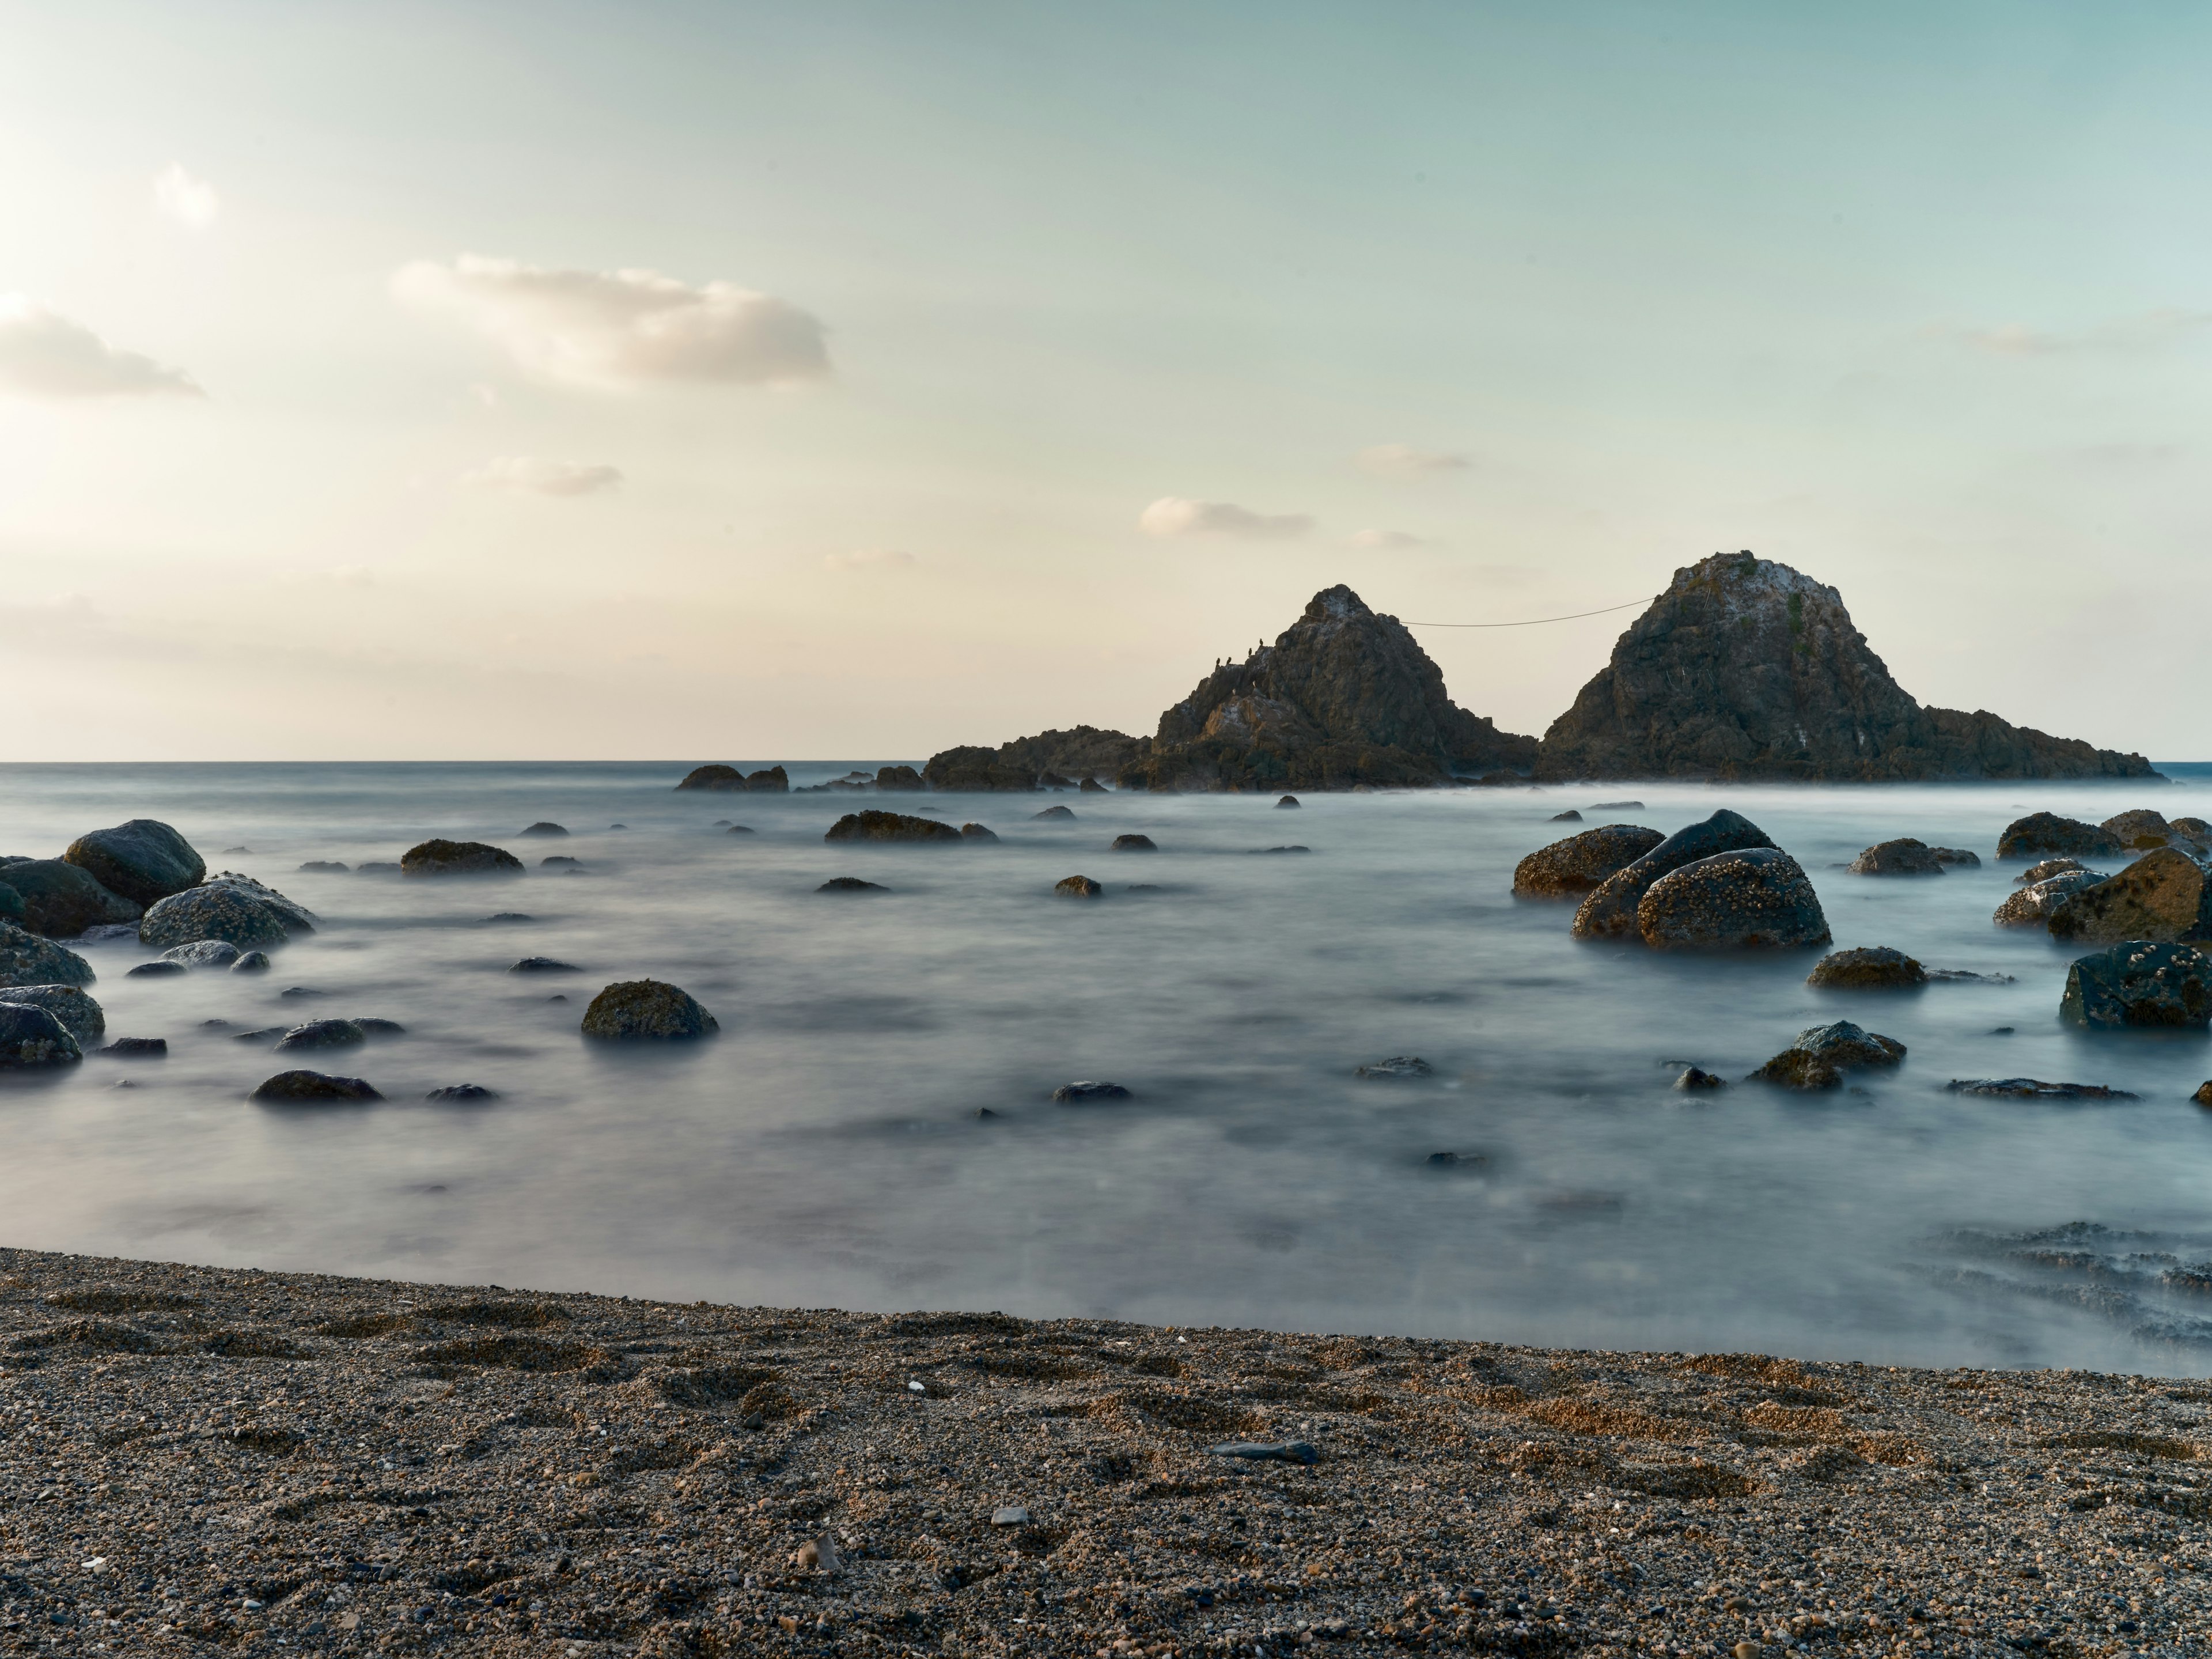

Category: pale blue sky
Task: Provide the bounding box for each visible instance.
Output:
[2,1,2206,759]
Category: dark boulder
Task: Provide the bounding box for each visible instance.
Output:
[510,956,581,971]
[2101,809,2173,850]
[0,882,20,924]
[275,1019,366,1054]
[250,1070,381,1103]
[1751,1020,1904,1089]
[232,950,271,973]
[1931,846,1980,868]
[581,979,718,1040]
[1570,810,1774,938]
[876,764,925,791]
[1806,946,1927,989]
[1946,1078,2137,1101]
[1846,839,1946,876]
[1054,876,1103,898]
[1275,794,1300,808]
[926,728,1144,792]
[400,839,524,876]
[297,861,349,873]
[97,1037,168,1059]
[0,1002,81,1067]
[1513,823,1665,899]
[727,825,755,835]
[1079,777,1109,793]
[1033,805,1077,821]
[1533,552,2157,782]
[1993,869,2108,927]
[1051,1081,1131,1103]
[824,811,963,844]
[959,823,999,843]
[2018,857,2092,884]
[2048,849,2212,945]
[1672,1066,1728,1090]
[1355,1056,1433,1080]
[1252,844,1310,854]
[351,1018,405,1037]
[1,859,140,937]
[0,984,103,1046]
[817,878,887,893]
[0,923,96,988]
[140,875,315,949]
[676,764,789,792]
[127,960,187,978]
[426,1084,498,1101]
[62,819,204,907]
[160,940,240,969]
[1998,813,2124,859]
[2195,1081,2212,1108]
[520,821,569,837]
[1637,848,1831,950]
[2061,942,2212,1029]
[1110,834,1158,853]
[1548,809,1582,822]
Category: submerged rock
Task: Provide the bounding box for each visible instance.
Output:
[1053,876,1103,898]
[2048,847,2212,945]
[1806,946,1927,989]
[62,819,204,907]
[539,855,580,868]
[520,821,569,837]
[160,940,240,969]
[97,1037,167,1059]
[2018,857,2093,885]
[400,839,524,876]
[817,878,887,893]
[1513,823,1665,899]
[1109,834,1158,853]
[1571,809,1775,938]
[0,984,103,1047]
[1997,813,2124,859]
[2061,942,2212,1029]
[126,960,187,978]
[2,859,141,937]
[726,825,756,836]
[1846,839,1948,876]
[250,1070,382,1103]
[426,1084,498,1101]
[1993,869,2109,927]
[676,764,788,792]
[510,956,581,971]
[1355,1056,1433,1080]
[0,923,96,989]
[1751,1020,1904,1089]
[580,980,719,1040]
[1637,848,1831,949]
[274,1019,366,1053]
[1033,805,1077,821]
[1946,1078,2138,1101]
[1051,1081,1131,1103]
[139,874,315,949]
[231,950,271,973]
[959,823,1000,843]
[1276,794,1301,809]
[823,811,963,845]
[0,1002,82,1068]
[1672,1066,1728,1090]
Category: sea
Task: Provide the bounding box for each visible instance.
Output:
[5,760,2212,1377]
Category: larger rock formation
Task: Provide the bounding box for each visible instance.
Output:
[1118,586,1535,791]
[925,728,1143,792]
[1535,552,2156,782]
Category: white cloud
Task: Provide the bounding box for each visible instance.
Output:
[823,548,916,571]
[1355,444,1471,478]
[1349,528,1426,549]
[463,456,623,497]
[393,254,830,389]
[153,163,219,229]
[0,297,202,399]
[1138,497,1312,540]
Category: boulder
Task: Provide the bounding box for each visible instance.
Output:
[581,980,719,1040]
[1946,1078,2137,1101]
[160,940,240,969]
[727,825,755,835]
[824,811,964,844]
[2101,809,2173,850]
[1570,809,1774,938]
[0,882,20,924]
[1672,1066,1728,1090]
[676,764,789,792]
[0,923,96,988]
[1846,839,1946,876]
[1548,808,1584,823]
[0,984,103,1046]
[400,839,524,876]
[1355,1056,1433,1080]
[297,861,349,873]
[250,1070,382,1103]
[1033,805,1077,821]
[427,1084,497,1101]
[1276,795,1300,809]
[1080,778,1109,793]
[128,961,188,978]
[98,1038,167,1059]
[817,878,887,893]
[2195,1081,2212,1108]
[520,821,569,837]
[2047,848,2212,945]
[232,950,271,973]
[1051,1081,1131,1102]
[1806,946,1927,989]
[275,1019,366,1054]
[61,819,205,907]
[1997,813,2124,859]
[1054,876,1103,898]
[1637,848,1831,950]
[1931,846,1980,868]
[1110,834,1158,853]
[2018,857,2092,884]
[351,1018,405,1037]
[2061,942,2212,1029]
[510,956,581,971]
[959,823,1000,843]
[1533,552,2157,781]
[1993,869,2109,927]
[1,859,141,937]
[1751,1020,1904,1089]
[140,876,315,949]
[1513,823,1666,899]
[875,764,925,791]
[0,1002,81,1068]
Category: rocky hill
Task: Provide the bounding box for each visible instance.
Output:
[1534,552,2156,782]
[922,727,1143,791]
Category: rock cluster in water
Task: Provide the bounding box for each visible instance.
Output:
[676,764,790,792]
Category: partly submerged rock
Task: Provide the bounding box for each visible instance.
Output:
[97,1037,167,1059]
[817,878,887,893]
[1997,813,2125,859]
[2101,809,2174,850]
[62,819,205,907]
[1994,869,2109,927]
[2061,942,2212,1029]
[540,855,580,868]
[2018,857,2093,885]
[959,823,999,843]
[580,980,719,1040]
[1534,552,2156,782]
[1846,838,1948,876]
[160,940,240,970]
[1571,809,1775,938]
[297,861,349,873]
[1276,794,1301,809]
[426,1084,498,1101]
[1751,1020,1904,1088]
[250,1070,382,1103]
[823,811,963,845]
[1672,1066,1728,1090]
[274,1019,366,1054]
[1,858,141,937]
[0,923,96,988]
[1053,876,1103,899]
[400,839,524,876]
[0,1002,82,1068]
[232,950,271,973]
[1806,946,1927,989]
[1033,805,1077,821]
[925,728,1145,793]
[676,764,789,792]
[1550,809,1582,822]
[139,875,315,949]
[1513,823,1665,899]
[1637,848,1831,949]
[0,984,103,1047]
[519,821,569,837]
[1946,1078,2138,1101]
[126,960,188,978]
[2048,847,2212,945]
[875,764,925,791]
[1109,834,1158,853]
[1051,1080,1131,1103]
[1355,1056,1433,1080]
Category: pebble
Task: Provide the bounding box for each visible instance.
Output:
[991,1506,1031,1526]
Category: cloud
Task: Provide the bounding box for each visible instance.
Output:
[1349,528,1426,549]
[1953,310,2212,357]
[0,297,202,399]
[153,163,219,229]
[463,456,623,497]
[1138,497,1313,540]
[1355,444,1470,478]
[393,254,830,388]
[823,548,916,571]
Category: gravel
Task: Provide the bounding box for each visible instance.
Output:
[1,1245,2207,1657]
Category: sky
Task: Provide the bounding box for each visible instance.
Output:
[2,0,2209,762]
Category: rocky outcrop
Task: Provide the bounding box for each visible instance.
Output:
[140,876,315,949]
[0,922,96,988]
[1535,552,2156,782]
[2101,809,2181,851]
[581,980,718,1040]
[876,766,925,791]
[0,1002,82,1067]
[1513,824,1665,899]
[824,812,964,844]
[1115,586,1535,791]
[1997,814,2125,860]
[2061,942,2212,1029]
[676,765,789,792]
[62,819,204,906]
[402,840,524,876]
[0,984,104,1046]
[0,859,140,937]
[1571,809,1775,939]
[2048,849,2212,945]
[1637,849,1831,949]
[925,728,1143,792]
[1806,946,1927,989]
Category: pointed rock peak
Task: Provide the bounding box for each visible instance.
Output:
[1300,584,1373,626]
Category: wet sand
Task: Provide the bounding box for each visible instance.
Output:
[1,1245,2206,1656]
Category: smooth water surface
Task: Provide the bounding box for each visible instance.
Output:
[5,761,2212,1374]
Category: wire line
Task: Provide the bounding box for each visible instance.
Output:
[1404,595,1656,628]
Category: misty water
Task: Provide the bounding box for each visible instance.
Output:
[6,761,2212,1376]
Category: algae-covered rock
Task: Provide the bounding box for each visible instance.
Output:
[2060,942,2212,1029]
[581,980,719,1040]
[1513,824,1665,899]
[0,922,96,988]
[0,1002,82,1068]
[2047,848,2212,945]
[1997,813,2124,859]
[62,819,205,906]
[1846,839,1947,876]
[400,840,525,876]
[0,984,103,1046]
[823,812,964,845]
[1571,810,1775,939]
[1638,848,1831,950]
[140,876,315,949]
[1806,946,1927,989]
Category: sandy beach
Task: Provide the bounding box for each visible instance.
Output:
[1,1247,2206,1656]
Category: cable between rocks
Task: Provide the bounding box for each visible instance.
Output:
[1405,595,1657,628]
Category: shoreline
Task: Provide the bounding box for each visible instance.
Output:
[2,1249,2207,1655]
